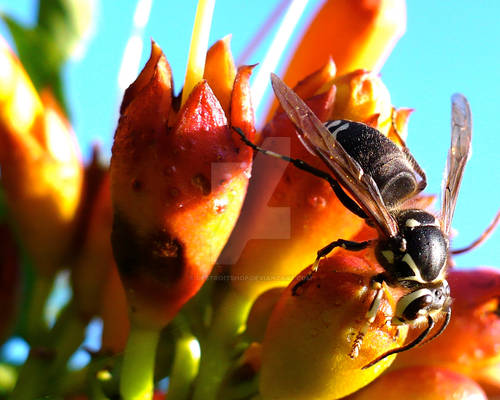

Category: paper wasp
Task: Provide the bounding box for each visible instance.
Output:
[234,73,473,367]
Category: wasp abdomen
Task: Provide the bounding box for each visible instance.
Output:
[326,120,417,208]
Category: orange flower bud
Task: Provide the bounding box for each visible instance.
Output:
[259,254,407,400]
[203,35,236,115]
[347,366,487,400]
[331,70,393,134]
[0,37,83,276]
[110,41,254,328]
[292,57,336,100]
[227,66,398,301]
[100,262,129,354]
[388,107,413,144]
[282,0,406,84]
[245,287,283,343]
[473,362,500,397]
[71,155,113,321]
[390,268,500,377]
[0,37,43,141]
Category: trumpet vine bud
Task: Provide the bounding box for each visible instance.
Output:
[348,366,487,400]
[111,40,254,329]
[282,0,406,84]
[260,254,408,400]
[0,37,83,276]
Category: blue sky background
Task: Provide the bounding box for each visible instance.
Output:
[0,0,498,270]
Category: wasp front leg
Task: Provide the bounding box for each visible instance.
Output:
[292,239,372,296]
[349,279,387,359]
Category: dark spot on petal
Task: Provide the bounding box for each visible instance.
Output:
[169,187,180,199]
[132,179,142,191]
[191,174,211,195]
[111,212,184,285]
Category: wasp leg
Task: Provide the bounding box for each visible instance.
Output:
[402,145,427,193]
[291,239,371,296]
[349,280,385,359]
[233,127,368,220]
[362,314,435,369]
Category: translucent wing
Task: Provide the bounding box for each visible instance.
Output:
[270,73,399,238]
[441,93,472,236]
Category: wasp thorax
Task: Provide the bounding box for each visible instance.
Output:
[326,120,418,208]
[376,209,448,285]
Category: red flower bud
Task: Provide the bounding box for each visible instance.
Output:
[348,366,487,400]
[111,41,255,328]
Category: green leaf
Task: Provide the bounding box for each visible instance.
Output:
[1,0,96,116]
[38,0,96,62]
[38,0,81,62]
[2,14,68,113]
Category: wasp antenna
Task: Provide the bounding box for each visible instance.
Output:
[232,126,368,219]
[451,209,500,255]
[420,308,451,346]
[362,314,434,370]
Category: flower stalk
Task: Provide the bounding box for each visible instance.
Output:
[167,331,200,400]
[192,288,252,400]
[120,325,160,400]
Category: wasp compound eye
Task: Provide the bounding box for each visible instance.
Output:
[397,290,433,321]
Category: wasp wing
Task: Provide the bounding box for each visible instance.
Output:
[440,93,472,236]
[270,73,399,238]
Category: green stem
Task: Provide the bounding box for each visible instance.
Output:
[9,351,48,400]
[10,302,88,399]
[192,288,252,400]
[167,333,200,400]
[25,274,54,344]
[89,372,112,400]
[120,324,160,400]
[49,304,88,377]
[59,365,88,397]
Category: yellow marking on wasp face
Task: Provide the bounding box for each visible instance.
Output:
[401,253,427,284]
